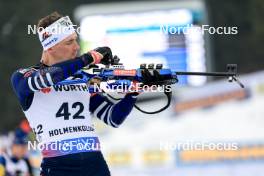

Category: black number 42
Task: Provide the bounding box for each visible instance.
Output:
[56,102,85,120]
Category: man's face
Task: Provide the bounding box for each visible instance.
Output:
[49,33,80,61]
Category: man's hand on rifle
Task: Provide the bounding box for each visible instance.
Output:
[91,47,113,65]
[88,46,113,65]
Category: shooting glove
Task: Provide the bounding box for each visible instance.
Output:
[93,46,113,65]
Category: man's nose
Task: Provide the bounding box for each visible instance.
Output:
[74,41,80,50]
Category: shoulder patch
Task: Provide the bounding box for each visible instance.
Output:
[18,68,37,78]
[18,68,31,74]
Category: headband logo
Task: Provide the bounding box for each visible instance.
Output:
[59,20,71,27]
[42,32,52,42]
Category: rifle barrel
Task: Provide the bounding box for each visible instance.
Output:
[175,71,236,77]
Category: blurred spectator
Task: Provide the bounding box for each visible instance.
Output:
[0,129,33,176]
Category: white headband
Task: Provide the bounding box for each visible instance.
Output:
[38,16,76,50]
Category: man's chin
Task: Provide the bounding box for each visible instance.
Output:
[69,55,77,59]
[72,53,78,58]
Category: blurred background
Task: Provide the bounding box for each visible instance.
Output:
[0,0,264,175]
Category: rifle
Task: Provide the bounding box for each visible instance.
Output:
[58,56,244,114]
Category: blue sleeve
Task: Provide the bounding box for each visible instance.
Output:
[89,93,137,128]
[0,156,6,167]
[11,53,94,111]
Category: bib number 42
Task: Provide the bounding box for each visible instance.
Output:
[56,102,85,120]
